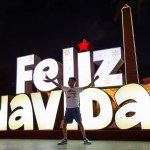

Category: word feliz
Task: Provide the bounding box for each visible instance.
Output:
[16,47,123,94]
[0,84,150,130]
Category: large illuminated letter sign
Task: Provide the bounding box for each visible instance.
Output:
[80,88,113,129]
[33,58,63,91]
[16,54,41,94]
[31,90,62,129]
[115,84,150,129]
[0,96,8,130]
[9,94,33,130]
[93,47,123,87]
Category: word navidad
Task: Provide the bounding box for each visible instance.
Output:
[1,47,150,130]
[1,84,150,130]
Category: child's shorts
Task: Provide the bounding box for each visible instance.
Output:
[64,107,82,124]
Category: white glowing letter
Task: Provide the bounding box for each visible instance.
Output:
[31,90,62,130]
[78,51,94,86]
[93,47,123,87]
[115,84,150,129]
[80,88,113,129]
[33,58,63,91]
[63,47,78,86]
[16,54,41,94]
[9,94,33,130]
[0,96,8,130]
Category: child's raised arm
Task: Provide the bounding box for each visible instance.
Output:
[82,75,99,90]
[45,74,62,89]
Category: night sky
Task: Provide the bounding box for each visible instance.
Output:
[0,0,150,95]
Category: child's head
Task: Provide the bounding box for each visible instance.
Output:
[68,77,76,87]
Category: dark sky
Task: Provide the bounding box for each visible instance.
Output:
[0,0,150,95]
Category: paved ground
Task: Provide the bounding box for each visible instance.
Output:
[0,139,150,150]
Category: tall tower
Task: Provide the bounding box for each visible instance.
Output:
[122,4,139,84]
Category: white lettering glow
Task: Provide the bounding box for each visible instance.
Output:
[115,84,150,129]
[80,88,113,129]
[93,47,124,87]
[8,46,150,131]
[33,58,63,91]
[9,94,33,130]
[31,91,62,130]
[78,52,94,86]
[1,84,150,130]
[16,54,41,94]
[0,96,8,130]
[63,48,78,86]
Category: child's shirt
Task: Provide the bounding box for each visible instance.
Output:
[62,86,84,108]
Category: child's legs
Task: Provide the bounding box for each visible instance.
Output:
[63,123,67,139]
[71,108,87,139]
[78,121,86,139]
[63,108,74,139]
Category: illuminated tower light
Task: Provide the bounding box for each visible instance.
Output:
[122,4,139,84]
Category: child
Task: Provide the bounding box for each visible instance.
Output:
[45,75,99,145]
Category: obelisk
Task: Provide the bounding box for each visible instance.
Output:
[121,4,139,84]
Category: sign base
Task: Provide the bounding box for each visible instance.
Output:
[0,130,150,141]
